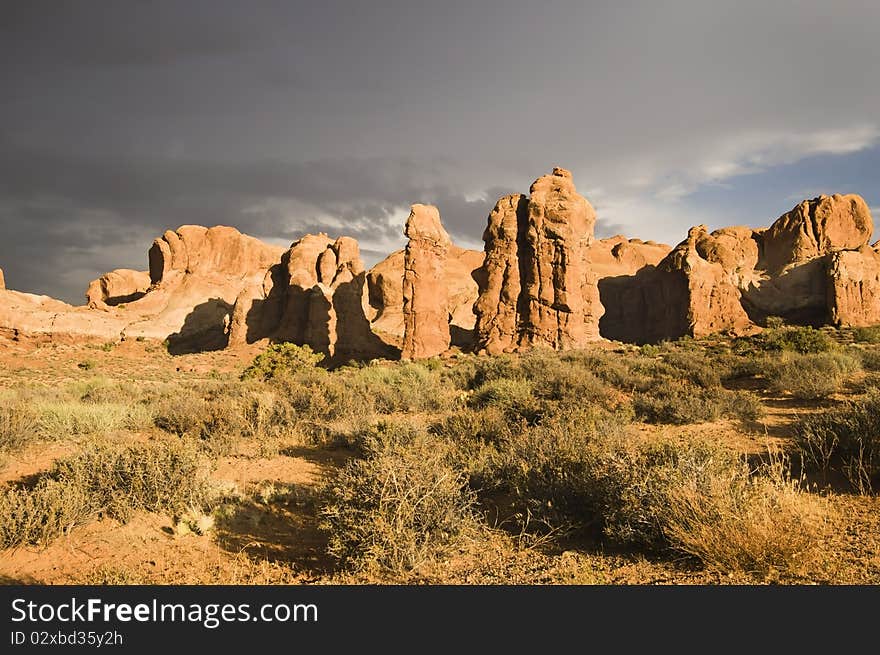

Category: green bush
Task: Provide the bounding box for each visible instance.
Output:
[241,343,325,381]
[761,326,834,354]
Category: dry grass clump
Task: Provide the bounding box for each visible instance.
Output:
[0,400,40,456]
[660,455,826,575]
[852,325,880,344]
[795,389,880,493]
[766,352,862,400]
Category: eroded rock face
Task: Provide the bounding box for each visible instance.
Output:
[601,194,877,343]
[519,167,602,348]
[228,234,388,361]
[0,268,4,290]
[149,225,283,286]
[86,269,151,308]
[474,194,527,355]
[0,225,285,350]
[402,204,452,359]
[827,245,880,327]
[598,227,751,343]
[475,168,604,352]
[761,194,872,274]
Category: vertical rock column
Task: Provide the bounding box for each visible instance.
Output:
[474,194,528,354]
[402,204,451,359]
[518,167,603,348]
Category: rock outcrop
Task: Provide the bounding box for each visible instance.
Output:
[0,267,4,291]
[475,168,604,353]
[2,180,877,355]
[473,194,527,355]
[228,233,390,361]
[1,225,285,350]
[600,194,877,343]
[827,244,880,327]
[402,204,452,359]
[86,269,151,308]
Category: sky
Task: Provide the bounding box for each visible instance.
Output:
[1,0,879,304]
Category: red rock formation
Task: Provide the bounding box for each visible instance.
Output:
[473,194,527,355]
[475,168,604,352]
[402,204,452,359]
[86,269,151,308]
[827,244,880,327]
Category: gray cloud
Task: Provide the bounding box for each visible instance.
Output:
[1,1,878,302]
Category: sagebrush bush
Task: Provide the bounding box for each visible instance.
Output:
[0,441,209,548]
[469,378,537,419]
[852,325,880,344]
[0,480,93,548]
[633,381,762,424]
[348,362,451,414]
[766,352,862,400]
[49,441,209,522]
[241,343,324,381]
[760,326,834,354]
[478,411,824,573]
[320,425,476,574]
[795,390,880,493]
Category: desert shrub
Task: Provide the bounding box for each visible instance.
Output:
[795,390,880,493]
[241,343,324,381]
[718,353,768,381]
[850,347,880,371]
[483,417,823,573]
[0,480,93,548]
[50,442,209,522]
[320,426,476,574]
[153,389,212,436]
[70,377,141,404]
[152,383,298,456]
[761,326,834,354]
[468,378,540,422]
[529,366,616,407]
[482,408,625,529]
[766,352,861,400]
[0,441,208,547]
[0,400,39,454]
[561,350,639,390]
[347,362,450,414]
[429,407,511,446]
[660,351,720,388]
[852,325,880,344]
[633,382,762,424]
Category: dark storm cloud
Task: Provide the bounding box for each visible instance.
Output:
[1,1,879,302]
